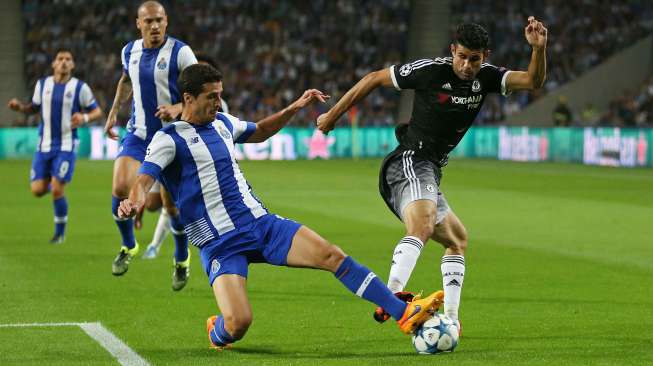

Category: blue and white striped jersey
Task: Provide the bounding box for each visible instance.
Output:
[121,36,197,140]
[31,76,98,152]
[140,113,262,247]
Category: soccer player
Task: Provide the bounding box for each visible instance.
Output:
[7,48,102,244]
[317,18,548,328]
[141,53,228,261]
[104,1,197,285]
[117,64,444,348]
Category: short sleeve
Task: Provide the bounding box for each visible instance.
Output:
[390,59,440,91]
[219,113,257,143]
[79,83,98,110]
[32,80,42,106]
[121,44,129,74]
[140,131,176,179]
[177,45,198,71]
[481,64,512,96]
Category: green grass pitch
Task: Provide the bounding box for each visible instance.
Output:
[0,158,651,365]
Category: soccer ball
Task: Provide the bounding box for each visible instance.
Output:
[411,313,459,354]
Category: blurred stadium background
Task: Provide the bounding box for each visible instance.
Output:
[0,1,651,365]
[1,0,652,165]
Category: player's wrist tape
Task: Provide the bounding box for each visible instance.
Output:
[83,113,89,123]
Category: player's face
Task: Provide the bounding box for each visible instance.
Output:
[451,44,487,80]
[51,52,75,75]
[190,82,223,123]
[137,6,168,46]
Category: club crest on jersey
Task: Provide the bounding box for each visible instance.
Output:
[472,79,481,92]
[217,126,231,139]
[211,259,221,274]
[188,136,199,145]
[157,57,167,70]
[65,91,73,99]
[399,63,413,76]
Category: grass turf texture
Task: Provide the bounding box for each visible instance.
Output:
[0,159,651,365]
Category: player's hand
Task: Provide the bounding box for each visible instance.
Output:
[290,89,330,111]
[7,98,22,112]
[155,104,179,122]
[71,112,85,128]
[118,198,143,219]
[316,113,336,135]
[525,16,547,50]
[104,108,119,140]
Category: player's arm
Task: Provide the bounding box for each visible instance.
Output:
[105,72,132,140]
[246,89,329,143]
[118,174,156,218]
[7,99,39,114]
[155,103,182,122]
[119,131,175,217]
[316,69,394,134]
[505,16,548,91]
[71,106,103,128]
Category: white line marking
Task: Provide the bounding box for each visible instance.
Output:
[0,322,150,366]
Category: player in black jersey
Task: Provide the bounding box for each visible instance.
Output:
[317,18,547,330]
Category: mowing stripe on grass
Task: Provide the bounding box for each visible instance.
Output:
[0,322,150,366]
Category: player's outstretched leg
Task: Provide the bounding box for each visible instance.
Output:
[432,211,467,335]
[207,273,252,349]
[111,157,140,275]
[285,225,442,334]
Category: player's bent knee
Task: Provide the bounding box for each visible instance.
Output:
[321,244,346,272]
[30,186,47,197]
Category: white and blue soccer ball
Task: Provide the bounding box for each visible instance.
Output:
[411,313,459,354]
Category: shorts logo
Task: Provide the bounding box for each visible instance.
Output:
[426,184,435,193]
[211,259,221,274]
[157,58,167,70]
[399,63,413,76]
[472,79,481,92]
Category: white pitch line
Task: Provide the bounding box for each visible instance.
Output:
[0,322,150,366]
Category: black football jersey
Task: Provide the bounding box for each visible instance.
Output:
[391,57,510,165]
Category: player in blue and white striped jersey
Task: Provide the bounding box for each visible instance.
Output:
[104,1,197,278]
[8,48,103,244]
[117,64,444,348]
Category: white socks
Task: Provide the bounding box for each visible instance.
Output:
[149,208,171,249]
[387,236,423,293]
[441,255,465,321]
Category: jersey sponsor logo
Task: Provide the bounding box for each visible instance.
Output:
[450,94,483,109]
[399,63,413,76]
[157,57,168,70]
[442,83,452,90]
[131,59,138,65]
[211,259,221,274]
[472,79,481,92]
[188,136,200,145]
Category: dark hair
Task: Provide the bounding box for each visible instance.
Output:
[177,64,223,100]
[453,23,489,51]
[194,52,222,72]
[53,48,74,60]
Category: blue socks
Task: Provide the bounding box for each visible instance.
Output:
[209,315,236,347]
[334,256,407,320]
[112,196,136,249]
[169,213,189,263]
[53,196,67,237]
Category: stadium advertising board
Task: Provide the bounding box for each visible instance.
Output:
[0,126,651,167]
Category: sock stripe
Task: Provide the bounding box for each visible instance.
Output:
[355,272,377,297]
[54,216,68,223]
[441,256,465,265]
[401,236,423,251]
[442,260,465,266]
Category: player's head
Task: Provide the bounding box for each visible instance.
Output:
[136,1,168,47]
[450,23,490,80]
[178,64,223,124]
[51,48,75,76]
